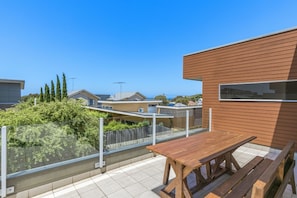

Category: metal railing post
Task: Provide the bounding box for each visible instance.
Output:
[209,108,212,132]
[186,110,189,137]
[99,118,104,168]
[152,113,156,145]
[1,126,7,198]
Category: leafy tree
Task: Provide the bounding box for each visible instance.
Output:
[175,97,189,105]
[62,73,68,99]
[104,120,149,132]
[50,80,55,102]
[172,95,190,105]
[0,99,108,173]
[189,94,202,102]
[56,75,61,101]
[40,88,44,102]
[21,93,39,102]
[44,84,50,102]
[154,94,169,106]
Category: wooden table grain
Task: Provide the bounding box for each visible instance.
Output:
[146,131,256,198]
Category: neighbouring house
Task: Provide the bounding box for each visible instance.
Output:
[68,89,99,107]
[0,79,25,109]
[98,100,161,113]
[89,92,174,126]
[107,92,146,101]
[99,92,160,113]
[183,27,297,150]
[157,105,202,129]
[187,101,197,106]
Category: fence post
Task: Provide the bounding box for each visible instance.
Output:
[186,110,189,137]
[1,126,7,198]
[209,108,212,132]
[152,113,156,145]
[99,118,104,168]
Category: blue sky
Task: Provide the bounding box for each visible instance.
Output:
[1,1,297,98]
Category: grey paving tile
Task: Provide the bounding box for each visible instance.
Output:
[139,176,163,191]
[53,184,80,198]
[79,187,106,198]
[141,166,162,178]
[95,177,123,195]
[29,183,53,198]
[124,182,147,197]
[128,170,151,182]
[91,173,111,183]
[74,179,100,195]
[138,190,160,198]
[107,189,133,198]
[28,144,296,198]
[152,171,164,182]
[114,175,137,188]
[15,191,28,198]
[32,191,55,198]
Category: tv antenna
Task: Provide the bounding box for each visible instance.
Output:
[114,82,126,99]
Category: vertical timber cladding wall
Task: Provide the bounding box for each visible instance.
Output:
[183,28,297,149]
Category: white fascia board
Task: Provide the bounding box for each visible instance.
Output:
[157,105,202,110]
[85,106,174,119]
[98,100,162,104]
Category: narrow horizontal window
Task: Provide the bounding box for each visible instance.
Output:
[219,80,297,102]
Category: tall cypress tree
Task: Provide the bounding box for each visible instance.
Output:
[50,80,55,102]
[40,87,44,102]
[62,73,68,99]
[56,75,61,101]
[44,84,50,102]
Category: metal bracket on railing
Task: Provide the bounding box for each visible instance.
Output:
[95,161,106,169]
[0,186,15,196]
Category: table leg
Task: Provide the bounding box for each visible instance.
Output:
[161,159,193,198]
[225,150,242,172]
[225,152,232,170]
[183,181,192,198]
[175,162,184,198]
[163,158,171,185]
[193,168,207,184]
[206,161,212,181]
[231,153,241,170]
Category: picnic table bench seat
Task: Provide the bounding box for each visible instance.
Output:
[206,141,296,198]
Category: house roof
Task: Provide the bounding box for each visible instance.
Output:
[108,92,146,101]
[96,94,110,100]
[157,105,202,110]
[0,79,25,89]
[68,89,99,100]
[85,106,174,119]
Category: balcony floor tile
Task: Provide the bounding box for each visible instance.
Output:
[30,144,296,198]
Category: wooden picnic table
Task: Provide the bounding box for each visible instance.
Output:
[146,131,256,198]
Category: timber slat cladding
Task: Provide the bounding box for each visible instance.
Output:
[183,28,297,149]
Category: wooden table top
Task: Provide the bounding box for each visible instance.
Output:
[146,131,256,169]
